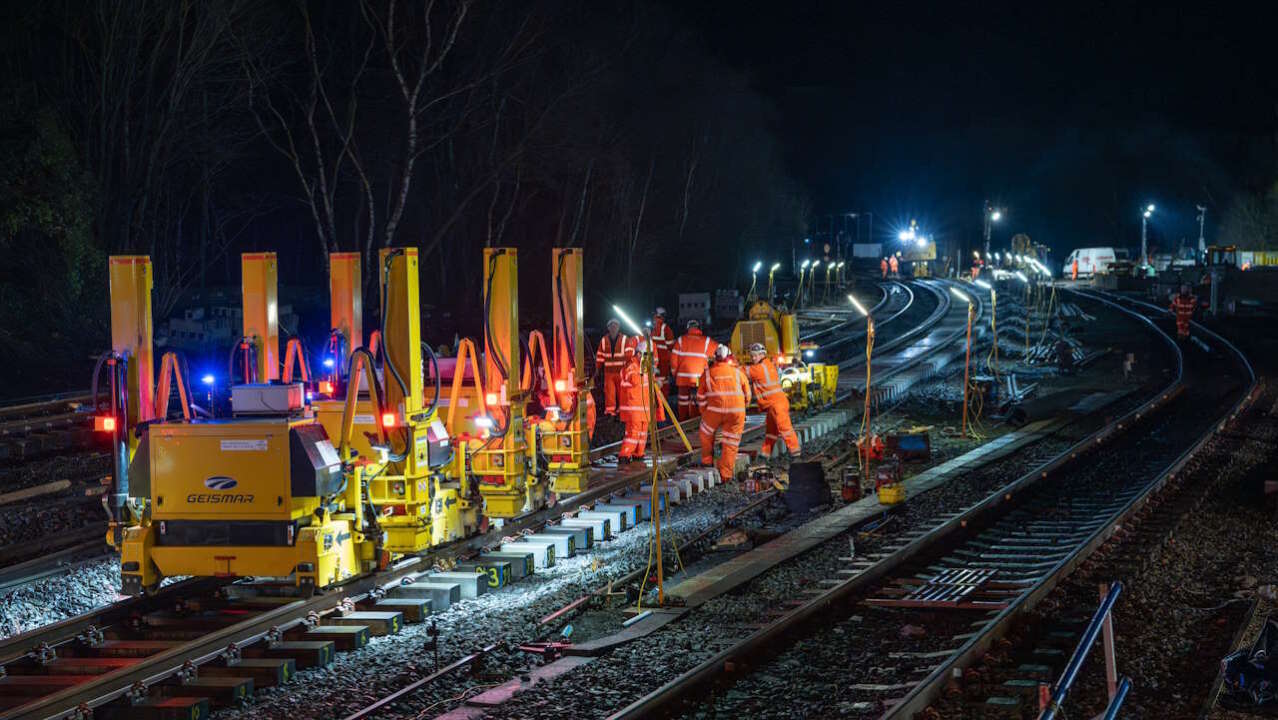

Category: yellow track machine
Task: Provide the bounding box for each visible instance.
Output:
[729,300,838,411]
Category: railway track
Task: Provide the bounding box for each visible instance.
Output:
[604,288,1255,720]
[0,280,981,719]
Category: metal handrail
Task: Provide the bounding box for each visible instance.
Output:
[1040,580,1124,720]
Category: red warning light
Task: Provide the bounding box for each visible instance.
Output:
[381,412,398,428]
[95,416,116,432]
[554,380,567,393]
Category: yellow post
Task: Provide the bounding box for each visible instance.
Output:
[476,248,533,517]
[330,252,362,350]
[962,301,974,437]
[644,339,664,605]
[241,253,279,382]
[990,289,999,380]
[550,248,590,494]
[378,248,423,417]
[109,256,155,426]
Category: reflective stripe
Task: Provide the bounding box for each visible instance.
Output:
[764,433,778,440]
[676,372,700,378]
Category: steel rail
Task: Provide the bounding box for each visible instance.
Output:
[880,288,1257,718]
[341,643,499,720]
[605,288,1192,720]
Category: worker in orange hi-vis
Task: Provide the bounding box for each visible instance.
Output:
[595,318,633,416]
[1072,258,1079,281]
[1170,284,1197,339]
[888,254,899,278]
[672,319,717,419]
[650,307,675,398]
[745,343,800,458]
[617,340,653,464]
[698,345,751,482]
[880,257,889,279]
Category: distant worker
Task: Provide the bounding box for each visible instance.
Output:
[1170,284,1197,340]
[650,307,675,389]
[880,257,889,279]
[888,254,899,278]
[672,319,717,419]
[699,345,751,481]
[1071,257,1079,281]
[617,341,651,464]
[745,343,800,458]
[595,318,633,416]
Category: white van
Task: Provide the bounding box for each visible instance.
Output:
[1062,247,1128,277]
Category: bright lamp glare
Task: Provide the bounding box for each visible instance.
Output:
[201,374,215,386]
[837,261,845,268]
[611,305,644,335]
[1143,210,1151,219]
[917,237,927,247]
[770,262,781,272]
[950,287,972,304]
[322,357,335,369]
[898,230,910,241]
[847,294,868,317]
[801,259,810,269]
[1146,203,1155,213]
[812,260,820,269]
[1015,271,1028,282]
[474,415,495,429]
[752,261,762,273]
[991,211,1002,221]
[974,279,992,290]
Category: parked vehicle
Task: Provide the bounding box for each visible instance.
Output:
[1061,247,1128,277]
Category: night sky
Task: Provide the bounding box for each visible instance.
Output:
[668,1,1278,261]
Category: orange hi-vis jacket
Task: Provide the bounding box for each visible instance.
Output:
[698,361,751,414]
[618,356,652,425]
[595,332,633,372]
[745,358,788,411]
[672,329,718,388]
[651,319,675,376]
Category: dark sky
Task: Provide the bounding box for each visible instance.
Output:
[665,1,1278,261]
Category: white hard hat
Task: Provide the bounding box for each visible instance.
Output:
[686,319,700,330]
[714,345,731,361]
[607,318,620,330]
[748,343,766,355]
[654,307,667,317]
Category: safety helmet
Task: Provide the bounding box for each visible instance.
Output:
[714,345,731,361]
[607,318,620,330]
[686,319,700,330]
[654,306,667,318]
[748,342,766,356]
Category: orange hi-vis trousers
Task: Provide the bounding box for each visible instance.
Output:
[762,406,800,456]
[699,411,745,481]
